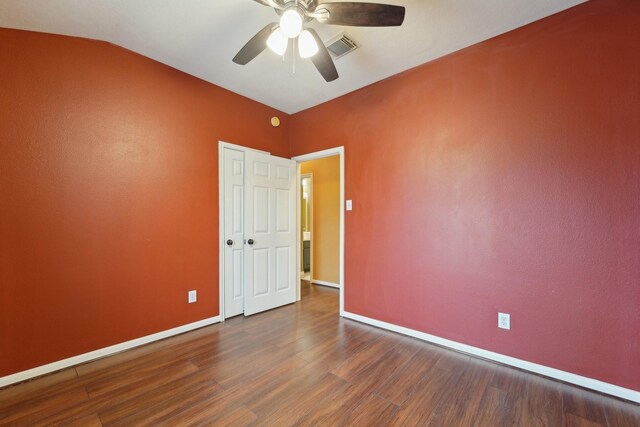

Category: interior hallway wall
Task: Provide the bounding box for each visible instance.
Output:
[301,156,340,285]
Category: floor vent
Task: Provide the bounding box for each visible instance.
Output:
[326,33,360,60]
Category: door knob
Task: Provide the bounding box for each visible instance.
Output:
[247,239,254,246]
[226,239,233,246]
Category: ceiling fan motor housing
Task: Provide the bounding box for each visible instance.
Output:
[277,0,317,19]
[285,0,317,10]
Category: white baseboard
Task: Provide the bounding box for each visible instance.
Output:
[342,311,640,403]
[312,280,340,289]
[0,316,221,389]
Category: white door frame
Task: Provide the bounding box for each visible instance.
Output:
[292,147,345,316]
[218,141,270,322]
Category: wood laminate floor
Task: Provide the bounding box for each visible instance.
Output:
[1,283,638,426]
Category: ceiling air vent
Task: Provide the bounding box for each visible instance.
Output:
[326,33,360,60]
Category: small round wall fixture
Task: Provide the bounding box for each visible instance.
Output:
[271,116,281,127]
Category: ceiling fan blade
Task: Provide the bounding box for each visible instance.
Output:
[232,23,277,65]
[306,28,338,82]
[315,2,405,27]
[252,0,283,9]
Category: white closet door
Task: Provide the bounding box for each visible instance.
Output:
[223,148,245,318]
[244,150,296,316]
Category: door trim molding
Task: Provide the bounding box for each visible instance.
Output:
[218,141,270,321]
[343,311,640,403]
[292,147,345,316]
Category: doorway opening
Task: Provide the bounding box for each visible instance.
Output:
[300,174,313,283]
[219,142,345,320]
[293,147,345,315]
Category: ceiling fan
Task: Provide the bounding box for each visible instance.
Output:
[233,0,406,82]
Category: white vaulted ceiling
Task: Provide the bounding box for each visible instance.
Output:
[0,0,585,113]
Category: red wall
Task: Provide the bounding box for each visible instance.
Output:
[0,28,289,377]
[290,0,640,391]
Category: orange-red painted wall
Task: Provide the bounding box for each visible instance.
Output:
[0,28,289,377]
[2,0,639,392]
[290,0,640,391]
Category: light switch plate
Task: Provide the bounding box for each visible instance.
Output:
[346,200,353,211]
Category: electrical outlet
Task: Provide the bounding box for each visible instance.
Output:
[188,290,197,304]
[498,312,510,330]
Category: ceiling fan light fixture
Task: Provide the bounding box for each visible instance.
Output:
[267,27,288,56]
[298,30,318,58]
[280,9,303,38]
[234,1,406,83]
